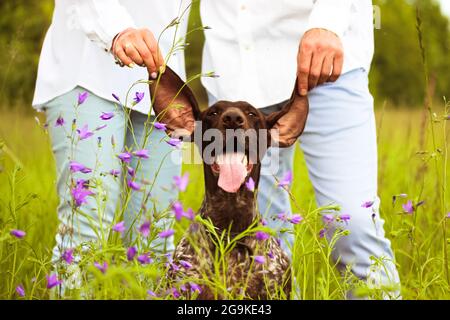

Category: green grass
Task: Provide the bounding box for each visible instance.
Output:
[0,103,449,299]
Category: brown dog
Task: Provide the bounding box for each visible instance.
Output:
[150,68,308,299]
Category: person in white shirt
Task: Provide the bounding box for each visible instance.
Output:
[33,0,189,270]
[201,0,400,298]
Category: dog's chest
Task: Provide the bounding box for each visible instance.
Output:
[169,225,291,299]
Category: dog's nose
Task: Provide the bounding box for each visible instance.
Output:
[222,110,245,128]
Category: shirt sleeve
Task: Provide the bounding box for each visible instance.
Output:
[73,0,137,52]
[306,0,353,39]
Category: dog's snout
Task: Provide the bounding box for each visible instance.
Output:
[221,109,245,128]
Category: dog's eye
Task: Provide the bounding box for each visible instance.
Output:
[208,111,218,117]
[248,112,256,117]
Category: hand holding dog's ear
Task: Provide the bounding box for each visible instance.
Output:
[266,80,309,148]
[149,67,200,137]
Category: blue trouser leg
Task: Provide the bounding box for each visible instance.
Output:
[123,111,181,252]
[45,87,180,264]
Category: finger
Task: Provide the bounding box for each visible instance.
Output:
[308,52,325,90]
[318,54,334,85]
[123,41,144,66]
[297,43,313,96]
[115,47,133,67]
[329,51,344,82]
[141,30,164,71]
[134,38,156,73]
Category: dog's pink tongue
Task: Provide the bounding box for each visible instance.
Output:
[217,153,247,193]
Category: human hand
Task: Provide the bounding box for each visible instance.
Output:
[297,28,344,96]
[112,28,164,79]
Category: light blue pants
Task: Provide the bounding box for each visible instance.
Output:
[45,87,181,259]
[208,68,400,293]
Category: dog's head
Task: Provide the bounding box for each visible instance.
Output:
[150,67,308,194]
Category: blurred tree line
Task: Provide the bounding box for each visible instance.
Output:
[0,0,448,109]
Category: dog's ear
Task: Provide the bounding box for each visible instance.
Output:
[149,66,200,137]
[265,80,309,147]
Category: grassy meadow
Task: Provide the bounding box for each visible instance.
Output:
[1,0,450,301]
[0,102,449,299]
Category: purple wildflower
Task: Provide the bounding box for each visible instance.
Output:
[10,229,26,239]
[112,93,120,102]
[339,214,351,223]
[319,228,327,238]
[94,261,108,274]
[128,179,141,191]
[170,263,180,272]
[133,92,145,104]
[183,208,195,220]
[171,287,181,299]
[173,173,189,192]
[179,260,192,269]
[71,182,94,207]
[69,161,92,174]
[276,238,282,246]
[16,285,25,297]
[255,231,269,241]
[112,221,126,233]
[447,212,450,219]
[46,274,62,289]
[289,214,303,224]
[154,122,167,131]
[159,229,175,238]
[62,248,74,264]
[109,169,121,177]
[117,152,132,163]
[276,213,288,222]
[166,138,182,148]
[190,282,202,293]
[78,91,89,105]
[70,180,94,207]
[127,246,137,261]
[172,201,184,221]
[147,290,157,297]
[323,214,334,224]
[245,177,255,192]
[137,253,153,265]
[268,251,274,259]
[402,201,414,214]
[127,166,135,177]
[100,112,114,120]
[278,171,293,188]
[76,124,94,140]
[134,149,149,159]
[362,201,374,208]
[254,255,266,264]
[139,221,151,237]
[261,218,268,226]
[75,178,87,187]
[55,116,65,127]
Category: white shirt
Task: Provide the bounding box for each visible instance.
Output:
[200,0,374,107]
[32,0,189,114]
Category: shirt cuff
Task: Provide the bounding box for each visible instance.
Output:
[306,0,353,40]
[75,0,137,52]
